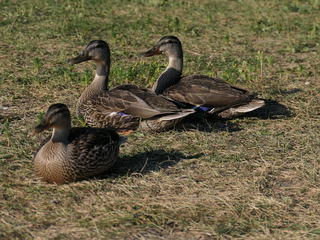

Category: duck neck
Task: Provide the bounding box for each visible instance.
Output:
[92,60,110,91]
[96,60,110,81]
[51,126,71,144]
[77,60,110,115]
[152,56,183,94]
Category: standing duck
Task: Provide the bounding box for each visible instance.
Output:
[34,103,124,184]
[68,40,195,133]
[140,36,265,118]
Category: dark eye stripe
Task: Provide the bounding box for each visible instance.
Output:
[159,36,181,45]
[47,109,69,119]
[159,40,180,46]
[46,105,70,120]
[87,40,108,50]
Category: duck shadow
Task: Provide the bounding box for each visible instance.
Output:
[240,87,300,119]
[238,99,293,119]
[99,149,203,178]
[177,113,243,133]
[276,88,302,95]
[175,99,292,132]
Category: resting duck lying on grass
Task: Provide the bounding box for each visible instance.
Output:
[34,103,125,184]
[141,36,265,119]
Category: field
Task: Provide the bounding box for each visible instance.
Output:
[1,0,320,239]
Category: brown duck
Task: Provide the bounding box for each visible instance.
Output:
[141,36,265,118]
[68,40,195,133]
[34,103,125,184]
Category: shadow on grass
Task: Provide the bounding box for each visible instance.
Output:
[239,99,293,119]
[103,149,203,177]
[175,98,292,133]
[276,88,303,95]
[177,114,243,133]
[241,87,299,119]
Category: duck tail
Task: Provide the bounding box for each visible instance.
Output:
[158,109,195,121]
[217,99,265,119]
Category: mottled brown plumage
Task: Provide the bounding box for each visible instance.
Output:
[141,36,265,118]
[34,103,123,184]
[69,40,195,132]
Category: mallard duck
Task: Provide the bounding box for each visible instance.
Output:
[68,40,195,132]
[140,36,265,118]
[34,103,124,184]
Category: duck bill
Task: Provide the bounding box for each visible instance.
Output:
[140,46,161,57]
[68,54,91,64]
[34,120,49,134]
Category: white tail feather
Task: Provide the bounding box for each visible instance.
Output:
[230,99,265,113]
[158,109,195,121]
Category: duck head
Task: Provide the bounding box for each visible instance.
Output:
[34,103,71,133]
[68,40,110,65]
[140,36,183,59]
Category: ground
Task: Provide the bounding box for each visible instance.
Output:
[0,0,320,239]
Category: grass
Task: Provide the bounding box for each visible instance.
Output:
[1,0,320,239]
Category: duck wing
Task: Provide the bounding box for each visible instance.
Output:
[107,85,179,118]
[163,75,254,107]
[83,85,192,122]
[66,127,120,179]
[114,84,180,112]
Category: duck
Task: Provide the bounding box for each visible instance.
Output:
[34,103,125,184]
[140,36,265,118]
[68,40,195,133]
